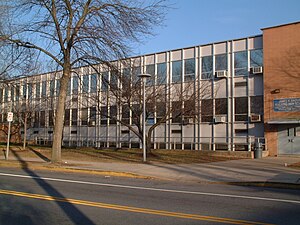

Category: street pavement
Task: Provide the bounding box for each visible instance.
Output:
[1,153,300,186]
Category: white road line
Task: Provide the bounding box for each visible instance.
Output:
[0,172,299,204]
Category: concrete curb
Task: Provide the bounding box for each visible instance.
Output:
[0,160,152,180]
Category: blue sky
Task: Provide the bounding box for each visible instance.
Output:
[134,0,300,55]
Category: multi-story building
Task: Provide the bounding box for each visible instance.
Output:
[0,21,299,156]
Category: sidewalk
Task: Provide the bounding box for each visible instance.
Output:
[1,153,300,186]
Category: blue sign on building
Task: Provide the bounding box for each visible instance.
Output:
[274,98,300,112]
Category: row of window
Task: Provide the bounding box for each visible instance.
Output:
[0,49,263,103]
[0,96,263,127]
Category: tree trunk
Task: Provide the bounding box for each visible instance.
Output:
[22,115,27,150]
[146,130,152,153]
[51,62,71,163]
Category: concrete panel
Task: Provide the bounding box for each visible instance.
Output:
[184,48,195,59]
[249,76,263,96]
[215,79,227,98]
[145,54,155,65]
[214,124,227,137]
[201,45,212,56]
[214,42,227,54]
[171,50,182,61]
[248,36,263,50]
[157,52,166,63]
[248,123,264,137]
[233,39,247,52]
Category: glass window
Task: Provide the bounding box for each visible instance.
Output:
[49,80,55,97]
[215,98,227,115]
[201,99,213,122]
[28,83,33,99]
[89,107,96,126]
[201,56,213,79]
[4,87,9,102]
[64,109,70,126]
[215,54,227,71]
[250,49,263,67]
[0,89,3,103]
[90,74,97,93]
[122,105,130,124]
[42,81,47,97]
[172,101,182,123]
[184,58,195,81]
[101,72,109,91]
[23,84,27,99]
[72,77,78,95]
[172,60,182,83]
[34,111,40,128]
[15,85,20,101]
[132,67,141,83]
[71,108,78,126]
[40,111,45,127]
[36,82,40,98]
[146,64,155,86]
[250,96,263,114]
[82,75,89,93]
[235,97,248,121]
[110,105,117,124]
[234,51,248,76]
[100,106,108,124]
[48,110,54,127]
[157,63,167,84]
[81,108,88,126]
[56,80,60,96]
[10,87,14,102]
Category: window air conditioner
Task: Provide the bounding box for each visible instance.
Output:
[215,70,227,78]
[250,114,261,123]
[214,116,226,123]
[250,67,263,74]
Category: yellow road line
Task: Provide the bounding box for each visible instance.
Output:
[0,189,272,225]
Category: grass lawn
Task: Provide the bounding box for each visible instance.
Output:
[1,145,240,164]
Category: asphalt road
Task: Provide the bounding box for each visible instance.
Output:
[0,167,299,225]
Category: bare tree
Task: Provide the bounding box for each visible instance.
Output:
[0,0,167,162]
[85,63,212,153]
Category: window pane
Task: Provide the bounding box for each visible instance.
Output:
[184,58,195,81]
[90,74,97,93]
[201,56,213,79]
[28,84,32,98]
[250,49,263,67]
[72,77,78,95]
[56,80,60,96]
[82,75,89,93]
[250,96,263,114]
[42,81,47,97]
[157,63,167,84]
[201,99,213,122]
[23,84,27,99]
[235,97,248,114]
[35,83,40,98]
[215,54,227,71]
[64,109,70,126]
[146,64,155,86]
[49,80,55,97]
[101,72,109,91]
[71,108,78,126]
[172,60,182,83]
[81,108,88,125]
[215,98,227,115]
[234,51,248,76]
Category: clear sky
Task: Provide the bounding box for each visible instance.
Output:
[134,0,300,56]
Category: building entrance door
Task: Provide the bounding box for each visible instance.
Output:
[278,125,300,155]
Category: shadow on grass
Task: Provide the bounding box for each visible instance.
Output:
[11,150,96,225]
[27,147,51,162]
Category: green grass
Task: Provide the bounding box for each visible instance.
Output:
[1,145,239,164]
